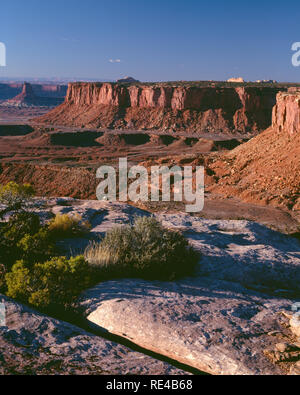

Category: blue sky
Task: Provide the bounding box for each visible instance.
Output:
[0,0,300,82]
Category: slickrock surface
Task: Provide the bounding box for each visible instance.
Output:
[51,200,300,375]
[41,199,300,294]
[1,199,300,375]
[0,294,185,375]
[81,279,294,375]
[34,82,281,134]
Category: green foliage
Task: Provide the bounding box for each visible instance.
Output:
[48,214,91,239]
[85,216,200,280]
[6,256,92,309]
[5,261,31,301]
[0,212,55,270]
[0,182,35,219]
[17,228,55,266]
[3,211,41,243]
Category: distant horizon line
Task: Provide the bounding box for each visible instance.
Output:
[0,76,300,85]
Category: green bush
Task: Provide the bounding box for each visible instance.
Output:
[0,182,35,219]
[48,214,91,239]
[84,216,200,280]
[0,212,55,270]
[2,211,41,243]
[17,228,56,266]
[6,256,92,309]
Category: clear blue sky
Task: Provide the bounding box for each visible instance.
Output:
[1,0,300,82]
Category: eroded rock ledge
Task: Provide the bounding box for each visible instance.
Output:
[35,82,282,134]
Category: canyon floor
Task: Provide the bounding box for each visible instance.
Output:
[0,117,298,234]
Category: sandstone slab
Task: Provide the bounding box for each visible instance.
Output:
[80,278,295,375]
[79,209,300,375]
[0,295,185,375]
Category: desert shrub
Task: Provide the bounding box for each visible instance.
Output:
[2,211,41,244]
[0,212,55,270]
[0,182,35,219]
[84,216,200,280]
[6,256,92,309]
[48,214,91,239]
[17,228,56,266]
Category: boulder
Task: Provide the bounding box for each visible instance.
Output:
[80,277,294,375]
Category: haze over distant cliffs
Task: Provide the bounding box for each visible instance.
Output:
[0,82,66,108]
[0,82,67,105]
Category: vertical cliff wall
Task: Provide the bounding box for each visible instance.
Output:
[272,91,300,135]
[35,82,282,135]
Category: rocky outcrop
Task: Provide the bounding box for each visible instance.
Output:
[206,90,300,210]
[272,91,300,135]
[74,203,300,375]
[81,279,294,375]
[35,82,282,134]
[7,82,37,105]
[0,294,185,375]
[2,199,299,375]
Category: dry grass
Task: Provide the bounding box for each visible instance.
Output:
[48,214,91,239]
[84,216,200,281]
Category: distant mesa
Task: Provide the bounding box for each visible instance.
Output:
[1,82,64,107]
[227,77,245,83]
[8,82,37,105]
[227,78,278,84]
[116,76,140,84]
[35,81,282,135]
[256,79,277,84]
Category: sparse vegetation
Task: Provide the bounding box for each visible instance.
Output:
[0,182,35,219]
[6,256,92,310]
[85,216,200,281]
[48,213,91,239]
[0,211,55,271]
[0,182,199,313]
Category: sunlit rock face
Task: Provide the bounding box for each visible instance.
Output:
[35,82,281,134]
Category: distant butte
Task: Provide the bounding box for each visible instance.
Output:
[2,82,64,107]
[116,76,140,83]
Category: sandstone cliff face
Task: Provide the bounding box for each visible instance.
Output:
[272,91,300,135]
[35,82,282,135]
